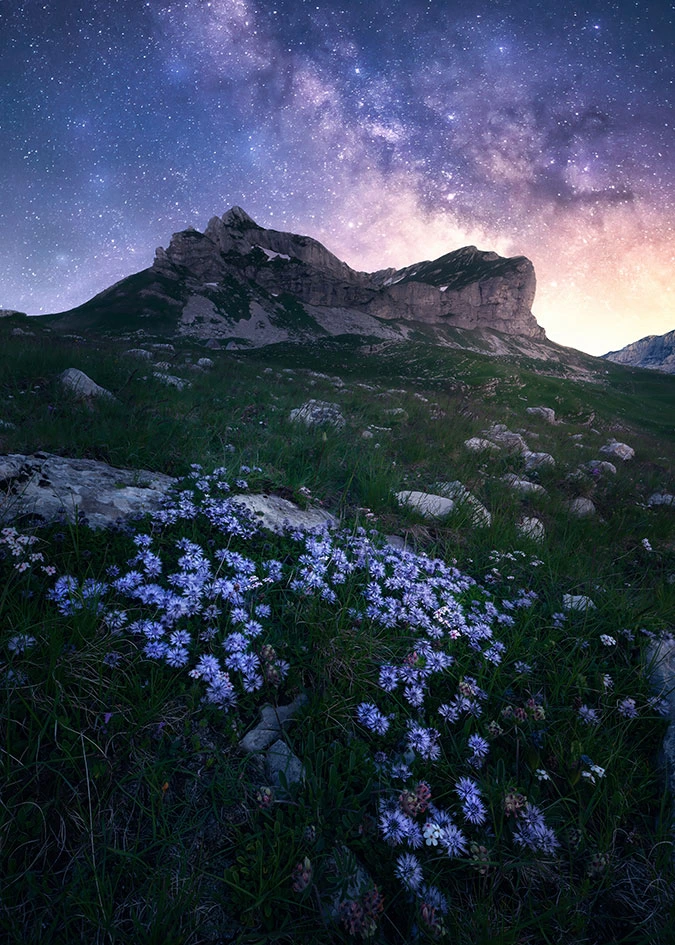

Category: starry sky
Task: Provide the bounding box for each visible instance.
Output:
[1,0,673,355]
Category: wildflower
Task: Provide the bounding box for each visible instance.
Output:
[514,660,532,675]
[600,634,617,646]
[617,697,638,719]
[423,821,442,846]
[470,842,490,874]
[462,796,487,826]
[467,734,489,765]
[291,857,313,893]
[503,792,527,817]
[7,633,37,654]
[439,823,468,856]
[641,538,653,552]
[406,723,441,760]
[255,786,274,808]
[602,674,614,689]
[357,702,392,735]
[338,887,384,939]
[535,769,551,782]
[379,809,410,846]
[578,704,600,725]
[590,764,606,779]
[455,777,480,802]
[587,851,609,878]
[395,853,423,892]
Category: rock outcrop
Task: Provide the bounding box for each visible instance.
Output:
[603,329,675,374]
[44,207,545,347]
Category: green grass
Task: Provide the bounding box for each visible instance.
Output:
[1,313,674,943]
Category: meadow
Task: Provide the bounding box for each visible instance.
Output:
[1,313,674,944]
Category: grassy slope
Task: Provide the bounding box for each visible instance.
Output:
[1,313,674,944]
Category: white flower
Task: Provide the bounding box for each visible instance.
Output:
[535,769,551,781]
[590,764,606,779]
[641,538,653,552]
[600,634,617,646]
[423,822,442,846]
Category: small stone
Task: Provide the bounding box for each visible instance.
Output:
[240,695,308,753]
[568,497,596,518]
[124,348,153,360]
[464,437,500,453]
[562,594,596,612]
[522,450,555,470]
[648,493,675,507]
[197,357,214,368]
[265,739,305,788]
[59,368,115,401]
[486,424,528,452]
[435,481,492,526]
[152,372,191,390]
[584,460,617,476]
[289,399,345,429]
[517,517,545,541]
[383,407,409,421]
[396,490,455,519]
[501,474,546,496]
[599,439,635,461]
[526,406,556,423]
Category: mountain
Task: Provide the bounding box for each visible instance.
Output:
[44,206,545,348]
[602,329,675,374]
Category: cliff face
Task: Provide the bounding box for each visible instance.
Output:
[46,206,545,346]
[603,330,675,374]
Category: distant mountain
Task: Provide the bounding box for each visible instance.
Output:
[602,329,675,374]
[43,206,546,348]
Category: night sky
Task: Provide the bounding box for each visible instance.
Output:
[1,0,672,355]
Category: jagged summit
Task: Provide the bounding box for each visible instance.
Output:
[44,206,546,348]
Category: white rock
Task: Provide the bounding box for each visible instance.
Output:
[568,497,596,517]
[464,437,500,453]
[396,490,455,518]
[124,348,153,360]
[517,517,545,541]
[152,372,191,390]
[197,357,214,368]
[289,399,345,429]
[526,406,556,423]
[648,493,675,507]
[599,439,634,461]
[562,594,596,612]
[584,460,617,476]
[486,424,528,452]
[232,493,336,534]
[435,481,492,526]
[59,368,115,400]
[501,474,547,496]
[523,450,555,470]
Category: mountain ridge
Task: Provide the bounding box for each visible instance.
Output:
[43,206,545,348]
[602,329,675,374]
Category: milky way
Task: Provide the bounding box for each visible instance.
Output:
[1,0,672,354]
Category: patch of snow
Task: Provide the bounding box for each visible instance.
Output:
[255,245,291,262]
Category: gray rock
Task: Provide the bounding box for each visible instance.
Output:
[486,424,528,452]
[584,460,617,476]
[383,407,409,422]
[599,439,635,461]
[289,399,345,429]
[152,372,191,390]
[59,368,115,400]
[0,453,175,529]
[232,493,336,534]
[396,490,455,518]
[526,406,557,423]
[522,450,555,470]
[568,497,596,518]
[196,357,214,368]
[124,348,153,360]
[501,474,546,496]
[648,493,675,508]
[435,481,492,526]
[562,594,596,612]
[240,695,308,754]
[265,739,305,788]
[464,437,500,453]
[517,516,545,541]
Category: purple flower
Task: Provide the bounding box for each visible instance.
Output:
[357,702,391,735]
[578,705,600,725]
[617,697,638,719]
[395,853,423,891]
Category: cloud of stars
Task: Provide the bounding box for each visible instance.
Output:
[0,0,672,354]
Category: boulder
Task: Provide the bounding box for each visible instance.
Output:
[435,481,491,526]
[568,497,596,518]
[648,493,675,508]
[562,594,596,612]
[232,493,336,534]
[464,437,500,453]
[522,450,555,470]
[501,474,546,496]
[0,453,175,529]
[517,516,545,541]
[289,400,345,429]
[526,406,557,423]
[584,460,617,476]
[59,368,115,401]
[396,490,455,518]
[599,439,634,461]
